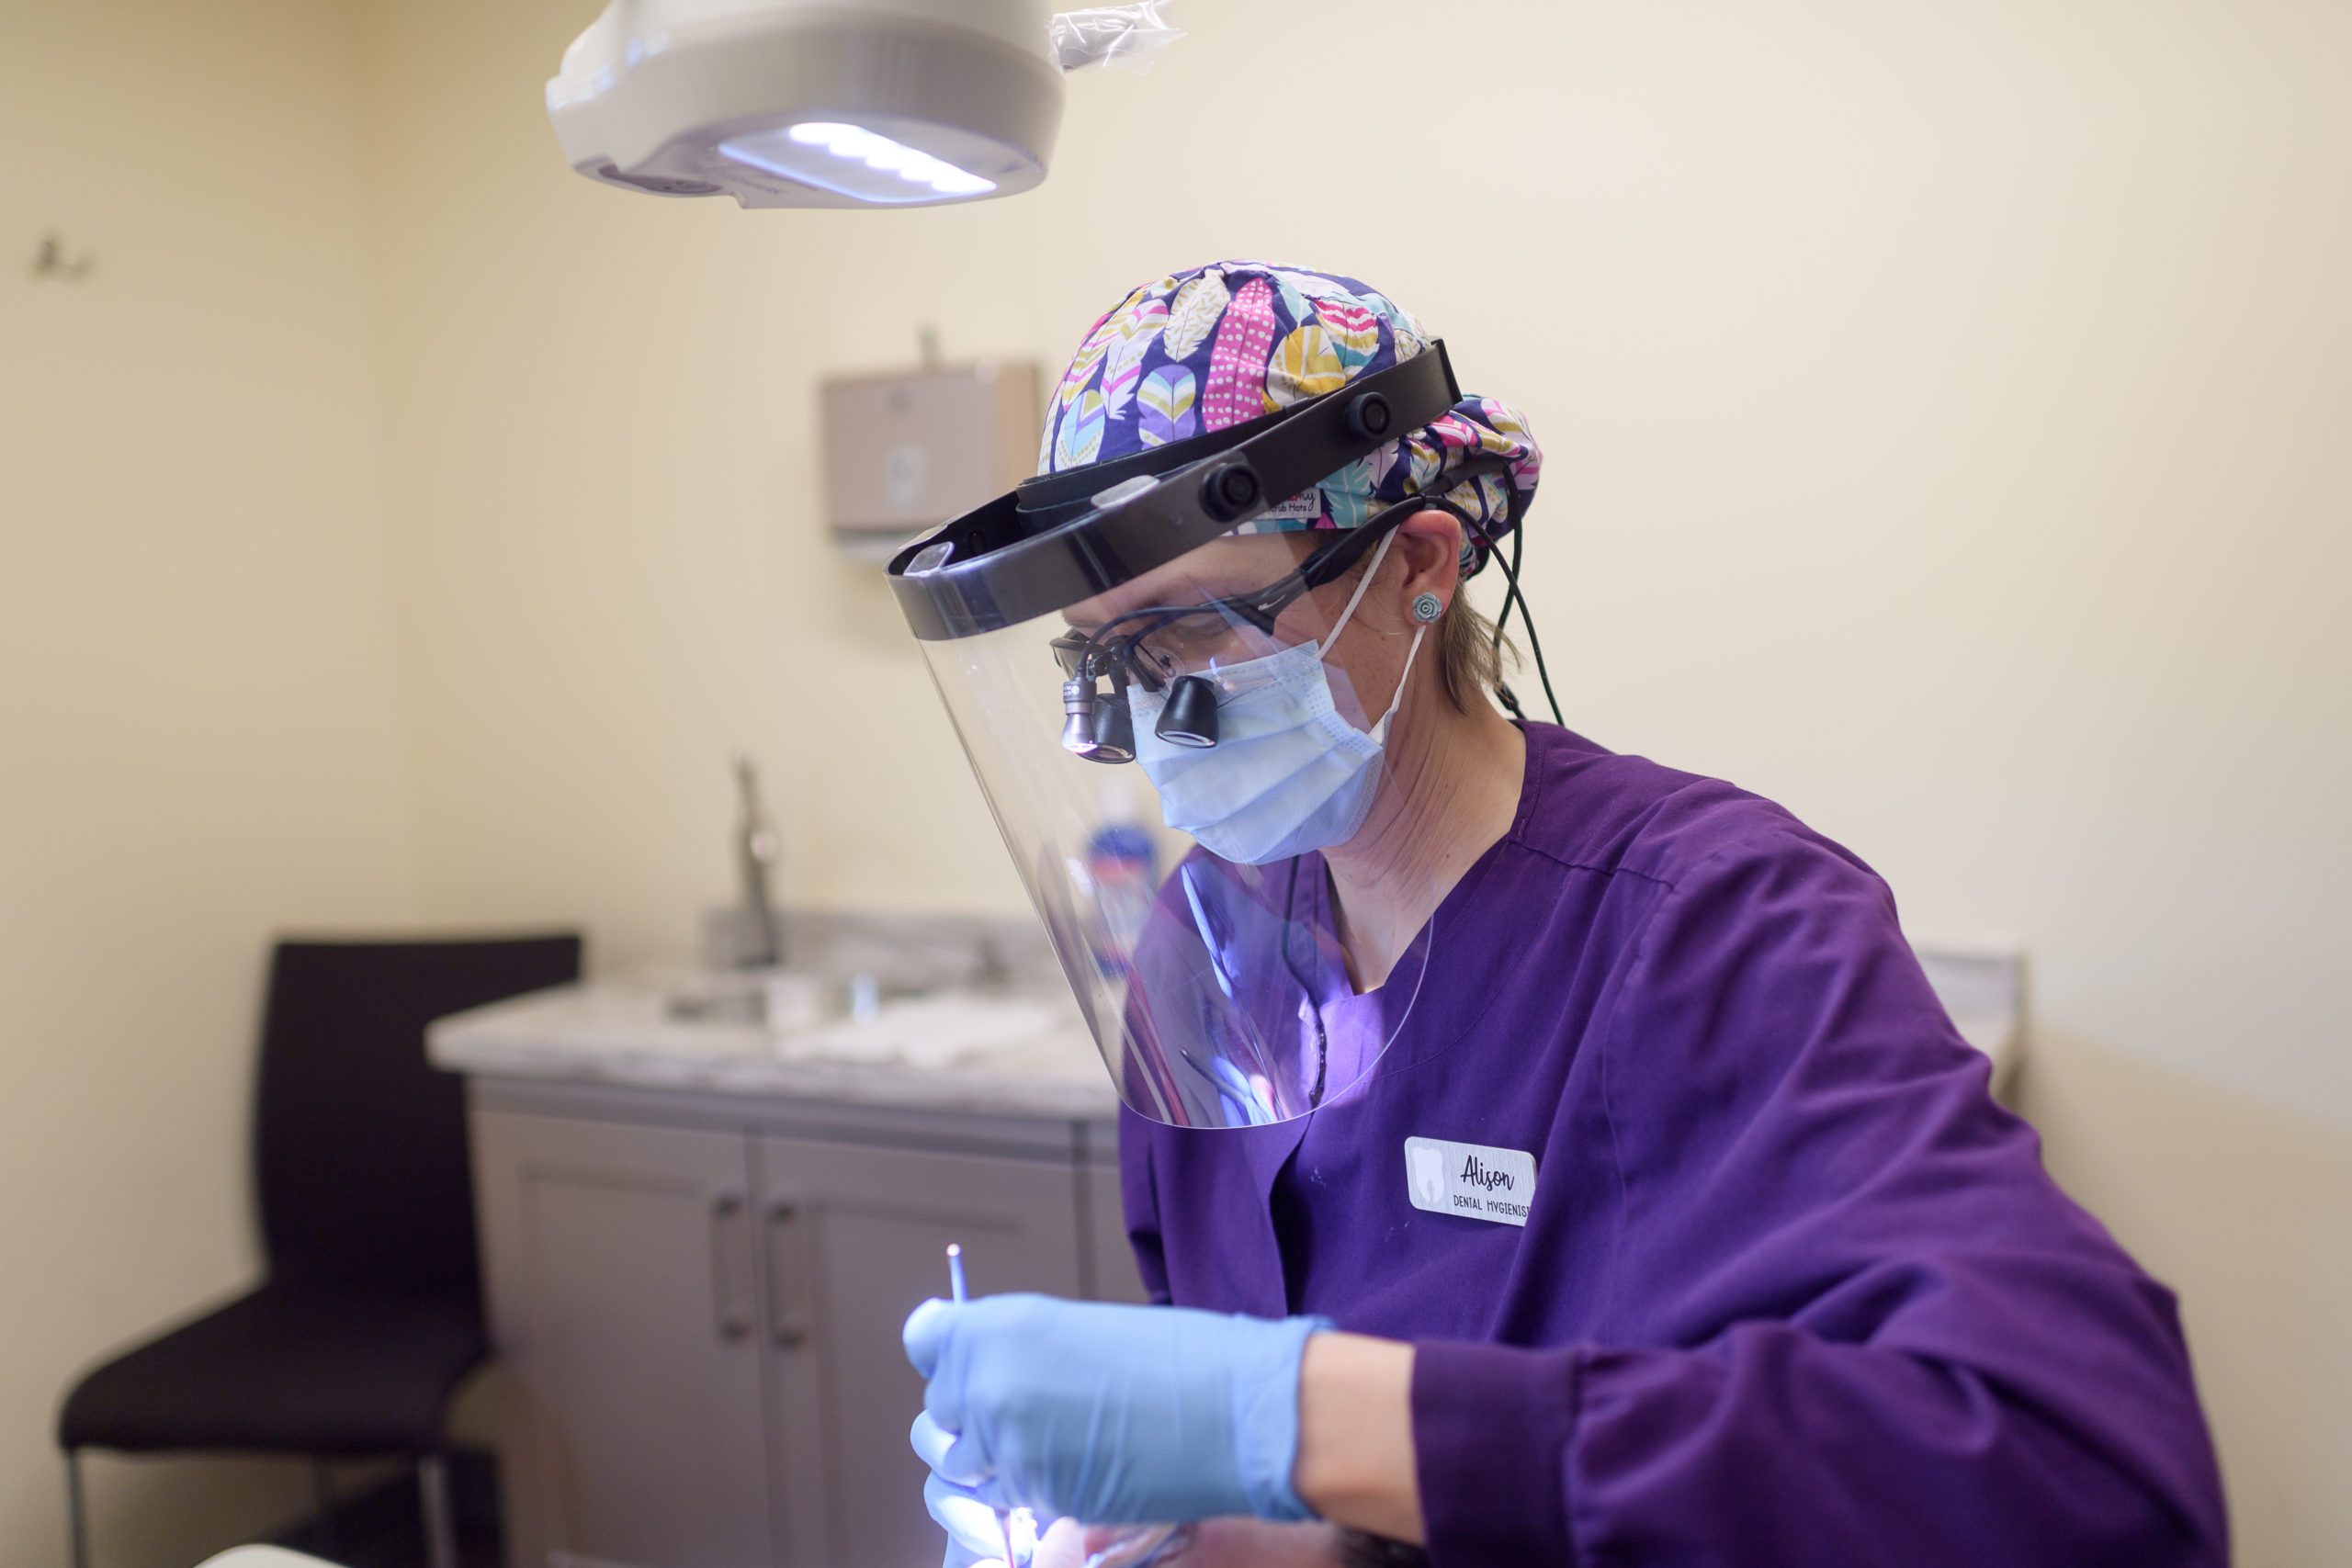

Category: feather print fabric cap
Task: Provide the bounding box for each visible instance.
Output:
[1039,260,1543,576]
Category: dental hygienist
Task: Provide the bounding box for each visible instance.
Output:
[888,262,2224,1567]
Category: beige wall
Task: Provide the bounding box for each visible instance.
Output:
[3,0,2346,1563]
[2017,1036,2352,1566]
[0,3,420,1564]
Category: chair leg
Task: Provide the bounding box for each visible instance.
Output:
[62,1450,90,1568]
[419,1453,458,1568]
[311,1457,340,1562]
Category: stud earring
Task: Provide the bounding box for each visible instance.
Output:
[1412,592,1443,624]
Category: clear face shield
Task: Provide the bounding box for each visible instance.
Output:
[889,347,1472,1129]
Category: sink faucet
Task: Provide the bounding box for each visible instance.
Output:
[731,750,783,969]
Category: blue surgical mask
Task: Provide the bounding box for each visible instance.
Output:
[1128,536,1426,865]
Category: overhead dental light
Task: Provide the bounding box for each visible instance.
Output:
[547,1,1184,210]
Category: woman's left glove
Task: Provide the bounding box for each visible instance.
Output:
[903,1293,1330,1529]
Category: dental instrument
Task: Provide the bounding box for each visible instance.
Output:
[946,1245,1028,1566]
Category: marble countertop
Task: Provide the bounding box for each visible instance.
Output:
[428,964,1122,1121]
[428,937,2025,1121]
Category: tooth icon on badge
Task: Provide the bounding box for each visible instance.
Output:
[1408,1143,1446,1208]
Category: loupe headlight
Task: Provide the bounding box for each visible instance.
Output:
[1052,632,1139,762]
[1058,676,1100,755]
[1058,673,1136,763]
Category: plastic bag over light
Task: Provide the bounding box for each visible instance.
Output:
[1048,4,1187,73]
[890,347,1468,1129]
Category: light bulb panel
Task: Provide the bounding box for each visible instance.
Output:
[719,122,998,205]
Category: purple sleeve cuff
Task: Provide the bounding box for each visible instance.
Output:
[1411,1339,1581,1566]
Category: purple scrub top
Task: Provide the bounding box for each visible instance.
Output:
[1119,723,2226,1566]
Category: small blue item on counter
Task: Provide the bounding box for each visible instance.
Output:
[1083,787,1157,976]
[850,971,883,1022]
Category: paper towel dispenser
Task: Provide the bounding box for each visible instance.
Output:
[820,360,1042,562]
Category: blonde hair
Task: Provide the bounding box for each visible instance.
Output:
[1436,592,1518,715]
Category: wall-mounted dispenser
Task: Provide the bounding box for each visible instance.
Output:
[820,359,1042,562]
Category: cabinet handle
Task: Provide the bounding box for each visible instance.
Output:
[764,1202,815,1348]
[710,1194,752,1342]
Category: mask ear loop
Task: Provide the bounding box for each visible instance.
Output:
[1320,528,1398,651]
[1315,527,1427,745]
[1369,626,1428,745]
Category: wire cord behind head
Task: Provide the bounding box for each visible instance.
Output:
[1480,491,1561,727]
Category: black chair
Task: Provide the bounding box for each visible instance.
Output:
[58,934,582,1568]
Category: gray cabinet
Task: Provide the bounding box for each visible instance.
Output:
[469,1082,1142,1568]
[472,1111,774,1568]
[760,1139,1083,1568]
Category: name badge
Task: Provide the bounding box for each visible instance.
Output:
[1403,1136,1537,1227]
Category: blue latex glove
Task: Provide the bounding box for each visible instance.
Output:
[903,1293,1329,1530]
[914,1416,1033,1567]
[923,1473,997,1567]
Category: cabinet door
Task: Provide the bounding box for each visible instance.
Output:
[474,1110,772,1568]
[757,1138,1083,1568]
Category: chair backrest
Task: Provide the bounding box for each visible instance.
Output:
[254,934,582,1296]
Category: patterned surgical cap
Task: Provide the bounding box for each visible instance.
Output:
[1039,260,1543,576]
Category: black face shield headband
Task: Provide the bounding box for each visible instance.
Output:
[885,343,1464,643]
